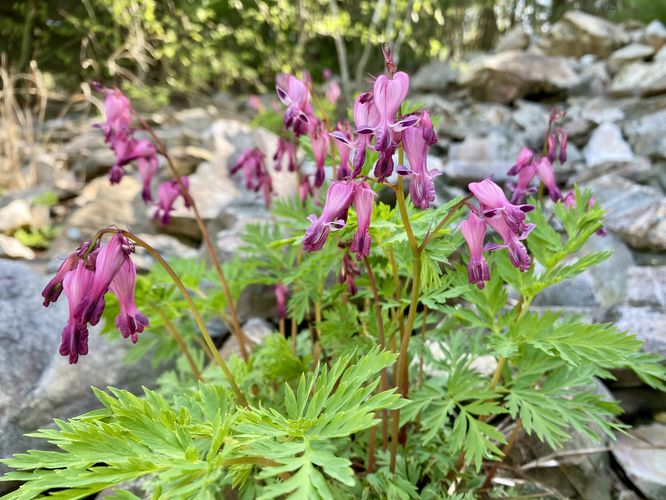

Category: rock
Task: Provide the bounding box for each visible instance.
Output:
[539,10,628,58]
[608,43,655,73]
[131,233,199,272]
[626,266,666,307]
[573,156,654,185]
[460,50,580,103]
[583,122,634,167]
[0,235,36,260]
[0,199,35,233]
[495,25,530,52]
[63,131,115,181]
[213,200,270,262]
[580,97,626,124]
[570,57,611,96]
[511,100,549,146]
[622,108,666,159]
[583,175,666,251]
[644,20,666,50]
[411,60,459,93]
[219,317,274,359]
[611,62,666,97]
[0,261,164,483]
[613,423,666,500]
[611,306,666,357]
[656,45,666,61]
[66,175,149,239]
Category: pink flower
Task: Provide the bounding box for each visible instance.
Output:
[534,157,562,202]
[370,72,414,152]
[274,284,289,319]
[77,233,133,326]
[339,250,361,295]
[93,83,132,141]
[485,216,533,272]
[276,74,314,136]
[109,259,149,343]
[469,179,534,235]
[303,181,355,252]
[460,212,490,289]
[325,79,341,104]
[42,240,96,307]
[299,177,313,202]
[402,126,439,209]
[153,177,191,225]
[59,261,95,364]
[309,121,330,188]
[507,147,535,176]
[273,138,298,172]
[351,182,374,259]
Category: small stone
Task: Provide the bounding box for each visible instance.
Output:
[644,20,666,50]
[0,199,34,234]
[0,235,35,260]
[611,62,666,97]
[583,122,634,167]
[608,43,655,73]
[613,423,666,500]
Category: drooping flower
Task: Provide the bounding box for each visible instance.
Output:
[273,138,298,172]
[534,156,562,202]
[109,258,149,343]
[299,177,313,203]
[460,212,490,289]
[374,145,396,182]
[77,232,133,326]
[137,156,159,202]
[42,240,96,307]
[508,160,538,205]
[59,261,95,364]
[108,136,159,190]
[274,284,289,319]
[309,121,330,188]
[469,179,534,235]
[369,72,414,152]
[332,122,353,179]
[485,215,533,272]
[276,74,313,136]
[153,177,191,226]
[303,181,355,252]
[402,126,439,209]
[339,249,361,295]
[419,110,437,146]
[350,182,374,259]
[93,83,132,142]
[325,79,341,104]
[507,147,535,176]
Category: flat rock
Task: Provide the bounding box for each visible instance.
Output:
[0,235,36,260]
[626,266,666,307]
[495,25,530,52]
[612,306,666,357]
[583,175,666,251]
[460,50,580,103]
[583,122,634,167]
[608,43,655,73]
[644,20,666,50]
[611,62,666,97]
[539,10,628,58]
[613,423,666,500]
[411,60,459,93]
[622,108,666,159]
[0,199,35,234]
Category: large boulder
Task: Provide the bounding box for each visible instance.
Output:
[611,62,666,97]
[495,25,530,52]
[0,260,164,484]
[411,60,459,93]
[538,10,628,58]
[622,108,666,159]
[608,43,655,73]
[460,50,580,103]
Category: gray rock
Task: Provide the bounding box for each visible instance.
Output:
[612,306,666,357]
[626,266,666,307]
[131,233,199,272]
[656,45,666,61]
[63,131,115,181]
[608,43,655,73]
[611,62,666,97]
[220,317,274,360]
[644,20,666,50]
[460,50,580,104]
[583,122,634,167]
[0,199,35,234]
[613,423,666,500]
[580,98,626,124]
[583,175,666,251]
[0,235,35,260]
[495,25,530,52]
[0,261,164,482]
[212,200,270,262]
[539,10,628,58]
[570,58,611,96]
[445,129,521,183]
[511,100,549,146]
[411,60,459,93]
[573,156,655,185]
[622,108,666,159]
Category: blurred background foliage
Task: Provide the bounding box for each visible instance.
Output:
[1,0,665,106]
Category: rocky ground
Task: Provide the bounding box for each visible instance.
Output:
[1,9,665,499]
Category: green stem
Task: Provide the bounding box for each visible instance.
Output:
[120,230,248,406]
[136,114,250,362]
[419,196,471,251]
[155,308,202,381]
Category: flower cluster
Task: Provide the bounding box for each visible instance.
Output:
[462,179,535,289]
[42,231,148,363]
[230,148,273,208]
[507,110,568,204]
[93,83,190,225]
